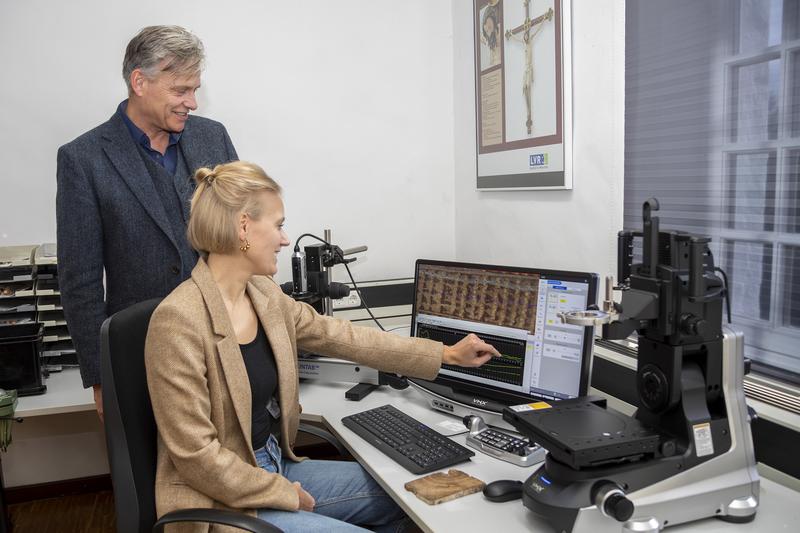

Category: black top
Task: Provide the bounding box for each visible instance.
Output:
[239,322,280,450]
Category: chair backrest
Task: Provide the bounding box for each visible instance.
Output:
[101,298,163,533]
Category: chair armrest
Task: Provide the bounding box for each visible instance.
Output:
[153,508,282,533]
[298,422,349,457]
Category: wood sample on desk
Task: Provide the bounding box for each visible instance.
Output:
[404,469,485,505]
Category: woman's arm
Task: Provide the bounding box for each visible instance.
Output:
[274,284,497,378]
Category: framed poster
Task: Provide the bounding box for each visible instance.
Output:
[474,0,572,190]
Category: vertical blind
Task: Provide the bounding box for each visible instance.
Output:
[625,0,800,381]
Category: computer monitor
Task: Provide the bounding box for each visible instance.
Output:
[408,259,598,422]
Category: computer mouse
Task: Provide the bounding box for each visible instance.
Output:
[483,479,523,502]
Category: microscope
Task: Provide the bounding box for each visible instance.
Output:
[503,199,759,532]
[280,231,364,315]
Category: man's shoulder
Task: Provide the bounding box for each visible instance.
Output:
[185,114,227,134]
[59,114,118,154]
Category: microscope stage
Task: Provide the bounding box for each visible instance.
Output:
[505,397,661,469]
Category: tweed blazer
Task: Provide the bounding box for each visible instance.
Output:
[56,111,237,388]
[144,259,443,533]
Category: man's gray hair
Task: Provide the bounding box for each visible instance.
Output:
[122,25,205,92]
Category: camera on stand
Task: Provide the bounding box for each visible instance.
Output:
[280,241,358,315]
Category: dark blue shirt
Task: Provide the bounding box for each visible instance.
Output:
[117,100,181,175]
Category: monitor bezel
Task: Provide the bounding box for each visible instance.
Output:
[407,259,598,408]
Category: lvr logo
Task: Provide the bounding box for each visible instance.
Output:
[529,153,548,167]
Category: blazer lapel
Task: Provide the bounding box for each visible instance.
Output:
[176,121,202,223]
[100,113,178,250]
[173,145,194,224]
[178,119,203,179]
[191,260,253,446]
[247,281,297,429]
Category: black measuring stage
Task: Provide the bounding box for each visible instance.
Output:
[503,397,662,470]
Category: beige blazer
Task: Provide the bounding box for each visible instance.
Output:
[144,259,443,532]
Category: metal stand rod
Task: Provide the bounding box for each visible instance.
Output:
[324,228,333,316]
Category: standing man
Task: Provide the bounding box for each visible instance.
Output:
[56,26,238,420]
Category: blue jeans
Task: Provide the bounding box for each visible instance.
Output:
[255,434,412,532]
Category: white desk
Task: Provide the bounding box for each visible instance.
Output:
[14,367,94,417]
[299,380,800,533]
[3,369,107,488]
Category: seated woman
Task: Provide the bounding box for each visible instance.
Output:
[145,160,499,533]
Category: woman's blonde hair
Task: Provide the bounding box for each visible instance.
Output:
[187,161,282,254]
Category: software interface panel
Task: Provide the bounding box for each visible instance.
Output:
[412,263,591,400]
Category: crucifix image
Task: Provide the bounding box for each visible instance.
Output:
[505,2,554,135]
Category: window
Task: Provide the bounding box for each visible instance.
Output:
[625,0,800,382]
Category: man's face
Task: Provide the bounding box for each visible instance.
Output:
[135,67,201,135]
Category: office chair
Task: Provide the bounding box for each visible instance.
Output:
[100,298,346,533]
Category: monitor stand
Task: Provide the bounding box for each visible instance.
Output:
[407,379,517,433]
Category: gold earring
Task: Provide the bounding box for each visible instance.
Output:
[239,239,250,252]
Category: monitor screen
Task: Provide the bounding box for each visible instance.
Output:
[409,260,597,410]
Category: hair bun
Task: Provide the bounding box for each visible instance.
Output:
[194,167,216,186]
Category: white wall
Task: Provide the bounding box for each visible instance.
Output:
[0,0,624,296]
[0,0,456,283]
[452,0,625,289]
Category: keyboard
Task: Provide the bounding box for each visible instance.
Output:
[342,404,474,475]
